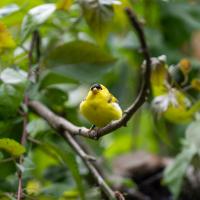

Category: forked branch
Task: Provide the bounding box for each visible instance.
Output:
[28,8,151,200]
[29,7,151,140]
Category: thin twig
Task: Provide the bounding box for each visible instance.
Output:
[0,157,15,164]
[17,106,28,200]
[28,30,41,69]
[29,7,151,140]
[28,136,96,162]
[27,7,150,200]
[17,30,41,200]
[62,131,117,199]
[28,135,117,199]
[28,30,41,82]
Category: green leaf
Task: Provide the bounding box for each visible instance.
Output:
[186,120,200,152]
[135,109,159,153]
[0,68,27,119]
[0,118,23,139]
[46,40,116,66]
[0,160,16,179]
[162,3,200,30]
[160,2,200,46]
[0,152,3,159]
[0,138,25,157]
[0,4,19,18]
[34,141,85,200]
[0,68,27,84]
[39,71,78,90]
[163,145,197,199]
[40,86,68,113]
[79,0,121,44]
[45,40,116,82]
[80,0,117,44]
[27,118,50,137]
[60,189,79,199]
[52,64,113,83]
[103,133,132,159]
[21,3,56,42]
[32,148,59,178]
[0,22,15,50]
[0,84,23,119]
[46,143,86,200]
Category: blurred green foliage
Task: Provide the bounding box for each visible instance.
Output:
[0,0,200,199]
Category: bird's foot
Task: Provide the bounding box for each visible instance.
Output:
[89,124,96,130]
[88,125,99,139]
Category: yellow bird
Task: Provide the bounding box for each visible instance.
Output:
[80,83,122,127]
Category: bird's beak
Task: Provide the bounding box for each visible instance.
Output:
[92,88,98,94]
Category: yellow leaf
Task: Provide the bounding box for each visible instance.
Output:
[113,0,131,29]
[0,21,15,51]
[154,89,200,124]
[178,58,191,75]
[150,56,169,96]
[0,138,25,157]
[57,0,72,11]
[59,190,79,200]
[26,180,41,195]
[191,79,200,91]
[0,196,10,200]
[150,56,200,124]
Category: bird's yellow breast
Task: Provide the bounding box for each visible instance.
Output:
[80,86,122,127]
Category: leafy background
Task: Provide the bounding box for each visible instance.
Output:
[0,0,200,199]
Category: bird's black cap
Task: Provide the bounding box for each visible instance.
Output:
[90,83,102,90]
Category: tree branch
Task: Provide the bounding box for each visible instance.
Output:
[27,8,151,200]
[61,131,118,199]
[16,107,28,200]
[28,135,121,200]
[28,8,151,140]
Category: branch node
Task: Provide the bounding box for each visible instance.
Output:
[87,129,99,140]
[123,111,128,115]
[57,122,66,133]
[78,128,82,135]
[83,155,97,161]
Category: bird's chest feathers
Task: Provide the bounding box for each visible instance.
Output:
[80,87,122,127]
[86,93,109,111]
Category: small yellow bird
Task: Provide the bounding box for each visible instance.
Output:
[80,83,122,127]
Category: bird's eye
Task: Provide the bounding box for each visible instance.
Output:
[90,83,102,90]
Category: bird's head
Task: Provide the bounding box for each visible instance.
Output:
[90,83,103,94]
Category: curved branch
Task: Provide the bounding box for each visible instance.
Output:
[27,7,150,200]
[29,7,151,140]
[89,7,152,138]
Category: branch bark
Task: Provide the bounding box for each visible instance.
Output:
[62,131,117,199]
[29,7,151,140]
[27,7,151,200]
[28,101,123,199]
